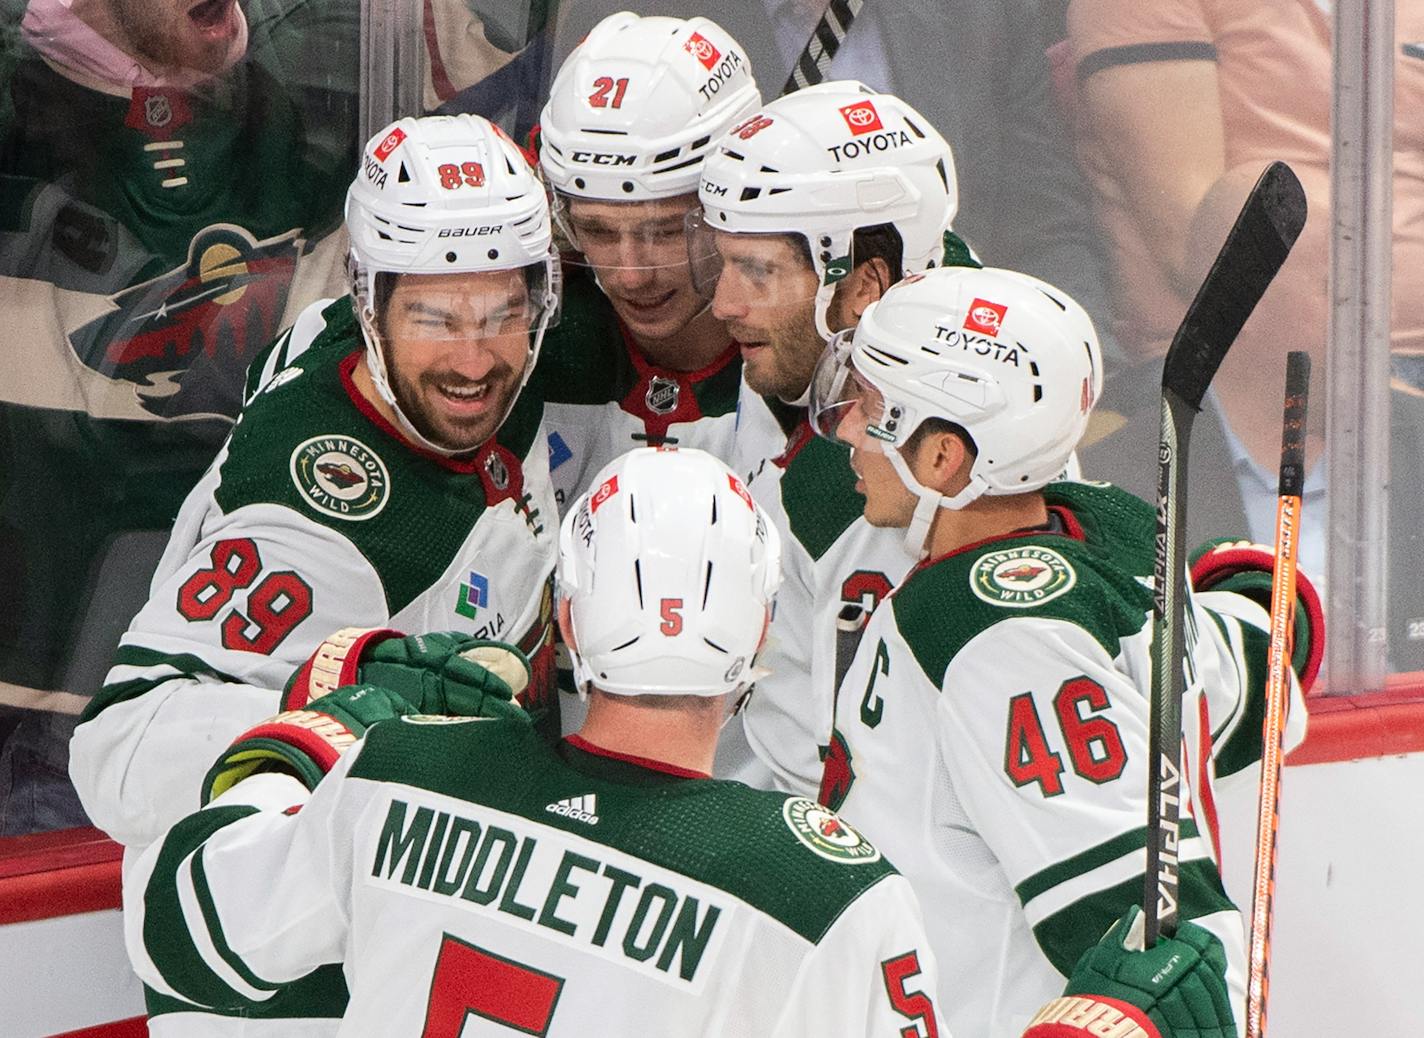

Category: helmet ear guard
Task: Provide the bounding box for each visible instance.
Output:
[558,448,782,699]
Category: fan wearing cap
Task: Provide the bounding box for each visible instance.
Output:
[122,448,947,1037]
[71,114,562,1036]
[532,12,762,513]
[806,264,1324,1038]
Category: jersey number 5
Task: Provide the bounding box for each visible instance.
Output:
[422,935,565,1037]
[176,538,313,655]
[1004,677,1127,797]
[881,950,939,1038]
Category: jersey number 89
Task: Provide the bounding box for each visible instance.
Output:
[176,538,313,655]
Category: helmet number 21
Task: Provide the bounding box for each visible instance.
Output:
[588,76,630,109]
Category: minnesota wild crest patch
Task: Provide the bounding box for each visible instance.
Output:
[970,545,1076,608]
[290,435,391,521]
[783,798,881,865]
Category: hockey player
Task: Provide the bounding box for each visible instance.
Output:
[123,447,948,1038]
[533,12,761,511]
[692,81,958,791]
[807,264,1302,1038]
[69,114,562,1034]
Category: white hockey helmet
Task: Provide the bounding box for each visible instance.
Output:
[346,114,560,455]
[540,12,761,203]
[559,447,782,698]
[695,81,958,338]
[809,266,1102,556]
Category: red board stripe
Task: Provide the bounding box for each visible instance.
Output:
[45,1015,147,1038]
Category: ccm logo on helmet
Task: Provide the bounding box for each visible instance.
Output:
[684,31,721,70]
[437,226,503,237]
[570,150,636,166]
[697,48,745,101]
[700,178,729,198]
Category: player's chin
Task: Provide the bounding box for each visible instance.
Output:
[428,386,517,453]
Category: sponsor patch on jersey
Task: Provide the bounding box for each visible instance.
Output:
[783,797,881,865]
[455,571,491,620]
[838,100,883,136]
[290,435,391,521]
[546,793,599,825]
[970,545,1077,608]
[964,297,1007,337]
[547,431,574,472]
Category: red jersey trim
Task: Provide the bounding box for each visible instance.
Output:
[563,734,711,779]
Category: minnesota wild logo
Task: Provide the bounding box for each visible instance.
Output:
[783,797,880,865]
[290,435,390,520]
[970,545,1076,608]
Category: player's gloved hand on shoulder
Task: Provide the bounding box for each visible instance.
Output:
[285,625,531,718]
[201,683,419,803]
[1190,537,1324,692]
[1021,906,1236,1038]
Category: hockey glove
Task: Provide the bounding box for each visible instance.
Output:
[201,683,416,803]
[285,626,531,719]
[1021,906,1236,1038]
[1190,538,1324,693]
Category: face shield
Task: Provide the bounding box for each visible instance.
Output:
[808,329,918,448]
[351,258,561,454]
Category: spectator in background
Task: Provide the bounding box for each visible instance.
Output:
[546,0,1116,358]
[1068,0,1424,670]
[0,0,356,833]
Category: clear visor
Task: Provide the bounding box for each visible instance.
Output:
[355,262,559,344]
[808,332,902,448]
[553,192,716,281]
[687,210,842,313]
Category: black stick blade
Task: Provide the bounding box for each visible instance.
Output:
[1162,161,1307,409]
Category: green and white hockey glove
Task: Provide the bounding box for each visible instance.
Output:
[284,626,531,719]
[201,683,417,803]
[1190,538,1323,692]
[1021,906,1236,1038]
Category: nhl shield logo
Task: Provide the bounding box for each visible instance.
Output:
[970,546,1076,608]
[485,451,510,491]
[783,798,880,865]
[145,94,173,128]
[290,435,391,521]
[645,376,680,416]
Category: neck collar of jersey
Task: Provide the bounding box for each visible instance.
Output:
[562,734,710,782]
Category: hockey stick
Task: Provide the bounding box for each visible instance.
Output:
[782,0,865,94]
[1243,350,1310,1038]
[1143,160,1306,945]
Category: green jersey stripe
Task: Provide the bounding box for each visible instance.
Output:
[1014,819,1200,907]
[1031,857,1235,977]
[82,647,243,723]
[191,846,284,995]
[143,805,261,1009]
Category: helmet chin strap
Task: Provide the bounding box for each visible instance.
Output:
[813,282,837,343]
[356,305,467,458]
[883,443,986,558]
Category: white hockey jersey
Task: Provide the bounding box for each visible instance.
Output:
[823,483,1276,1038]
[126,718,949,1038]
[532,270,742,515]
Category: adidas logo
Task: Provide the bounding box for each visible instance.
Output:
[546,793,599,825]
